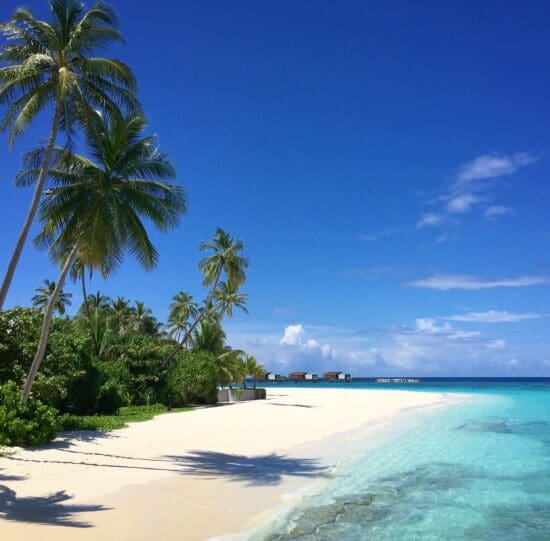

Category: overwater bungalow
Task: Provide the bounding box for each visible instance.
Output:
[288,372,318,381]
[323,371,352,381]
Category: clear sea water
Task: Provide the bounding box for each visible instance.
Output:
[251,378,550,541]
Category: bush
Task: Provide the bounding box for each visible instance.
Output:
[0,308,99,414]
[254,388,267,399]
[166,350,219,406]
[0,381,59,446]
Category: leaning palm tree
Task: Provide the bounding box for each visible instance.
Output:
[0,0,138,310]
[31,278,72,315]
[212,280,248,318]
[168,291,199,342]
[163,229,248,364]
[19,112,186,403]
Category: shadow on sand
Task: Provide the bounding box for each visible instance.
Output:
[0,484,109,528]
[164,450,328,486]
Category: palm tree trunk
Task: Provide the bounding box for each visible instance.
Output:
[162,271,221,365]
[0,98,63,311]
[81,270,100,353]
[82,272,91,321]
[21,245,78,404]
[243,373,247,389]
[253,375,257,389]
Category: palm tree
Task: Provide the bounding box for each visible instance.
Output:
[31,278,72,315]
[251,362,266,390]
[163,229,248,364]
[0,0,138,310]
[19,112,186,403]
[130,301,160,337]
[240,354,259,389]
[107,296,132,334]
[168,291,198,342]
[212,280,248,318]
[79,291,111,313]
[191,317,227,355]
[217,349,244,390]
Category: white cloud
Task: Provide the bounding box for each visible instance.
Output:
[413,318,481,339]
[456,152,537,183]
[446,193,483,213]
[484,205,514,219]
[416,152,536,229]
[446,310,544,323]
[409,273,550,290]
[280,324,304,346]
[225,318,548,376]
[416,213,442,228]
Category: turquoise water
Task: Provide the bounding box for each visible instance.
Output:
[254,380,550,540]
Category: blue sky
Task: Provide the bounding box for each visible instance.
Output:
[1,0,549,376]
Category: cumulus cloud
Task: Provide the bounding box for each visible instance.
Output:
[456,152,537,183]
[446,310,544,323]
[280,324,332,359]
[280,324,305,346]
[408,273,550,290]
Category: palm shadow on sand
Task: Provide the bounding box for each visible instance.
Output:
[0,483,109,528]
[165,450,329,486]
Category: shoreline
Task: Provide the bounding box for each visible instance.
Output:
[0,388,462,540]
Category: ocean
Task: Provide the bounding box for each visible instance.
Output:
[251,378,550,540]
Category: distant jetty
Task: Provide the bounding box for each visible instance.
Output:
[375,378,420,384]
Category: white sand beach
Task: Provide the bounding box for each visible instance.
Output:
[0,388,453,540]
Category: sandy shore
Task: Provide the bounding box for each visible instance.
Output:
[0,388,453,540]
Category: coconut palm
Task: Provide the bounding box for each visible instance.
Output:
[212,280,248,318]
[0,0,138,310]
[163,229,248,364]
[31,278,72,315]
[19,112,186,403]
[168,291,198,342]
[217,349,244,390]
[239,354,259,389]
[191,317,227,355]
[129,301,160,337]
[251,362,266,390]
[107,296,132,334]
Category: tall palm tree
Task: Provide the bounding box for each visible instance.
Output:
[168,291,198,342]
[0,0,138,310]
[31,278,72,315]
[212,280,248,318]
[20,112,186,403]
[163,229,248,364]
[130,301,160,337]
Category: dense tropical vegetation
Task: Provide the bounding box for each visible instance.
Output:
[0,0,265,447]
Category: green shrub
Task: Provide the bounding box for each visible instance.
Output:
[254,388,267,399]
[166,350,219,406]
[0,381,59,446]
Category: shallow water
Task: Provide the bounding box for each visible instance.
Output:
[252,380,550,540]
